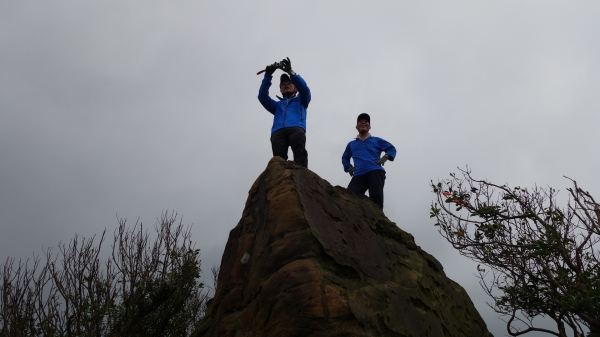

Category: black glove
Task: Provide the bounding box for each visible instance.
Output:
[265,62,277,76]
[348,166,355,177]
[281,57,294,75]
[375,156,388,166]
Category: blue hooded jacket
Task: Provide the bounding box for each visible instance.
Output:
[258,73,311,134]
[342,135,397,177]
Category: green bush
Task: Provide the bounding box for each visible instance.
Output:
[431,169,599,337]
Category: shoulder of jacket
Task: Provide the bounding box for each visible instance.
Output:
[370,136,387,142]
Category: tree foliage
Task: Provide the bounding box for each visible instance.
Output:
[430,168,600,337]
[0,212,210,337]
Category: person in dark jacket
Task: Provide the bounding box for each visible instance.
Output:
[342,113,396,210]
[258,57,311,167]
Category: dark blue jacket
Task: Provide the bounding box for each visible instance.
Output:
[258,73,311,135]
[342,135,397,177]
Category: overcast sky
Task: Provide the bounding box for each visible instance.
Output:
[2,2,599,336]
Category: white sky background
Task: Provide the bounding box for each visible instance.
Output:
[1,1,599,336]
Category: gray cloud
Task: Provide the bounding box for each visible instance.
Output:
[2,2,599,335]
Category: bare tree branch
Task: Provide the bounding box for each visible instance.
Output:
[0,211,208,336]
[430,168,600,337]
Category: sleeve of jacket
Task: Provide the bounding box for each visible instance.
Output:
[258,75,277,114]
[378,138,397,161]
[342,142,353,171]
[291,73,311,108]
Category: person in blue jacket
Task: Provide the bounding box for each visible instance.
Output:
[342,113,396,210]
[258,57,311,167]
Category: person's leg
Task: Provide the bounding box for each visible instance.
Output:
[288,127,308,168]
[347,174,369,196]
[368,170,386,210]
[270,128,289,160]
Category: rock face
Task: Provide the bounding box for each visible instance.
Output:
[193,158,493,337]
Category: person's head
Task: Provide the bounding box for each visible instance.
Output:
[356,113,371,135]
[280,74,297,97]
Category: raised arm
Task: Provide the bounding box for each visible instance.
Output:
[281,57,311,108]
[291,74,311,108]
[258,75,277,114]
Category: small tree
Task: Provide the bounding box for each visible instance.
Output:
[0,211,209,337]
[430,168,600,337]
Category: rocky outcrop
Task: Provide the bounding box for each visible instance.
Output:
[193,157,493,337]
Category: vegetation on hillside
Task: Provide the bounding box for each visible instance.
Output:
[431,168,599,337]
[1,212,211,337]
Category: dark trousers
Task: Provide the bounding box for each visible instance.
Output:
[270,127,308,167]
[347,170,386,210]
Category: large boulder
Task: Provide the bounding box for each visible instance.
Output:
[193,157,493,337]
